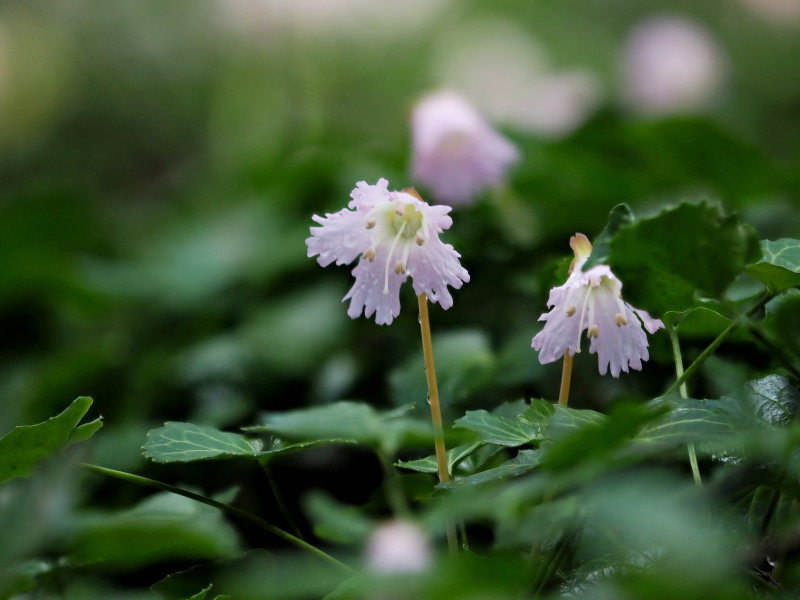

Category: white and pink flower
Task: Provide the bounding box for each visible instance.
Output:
[532,234,664,378]
[411,90,519,206]
[306,178,469,325]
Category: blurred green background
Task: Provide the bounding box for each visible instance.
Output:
[1,0,799,596]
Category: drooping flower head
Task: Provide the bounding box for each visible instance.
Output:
[306,178,469,325]
[532,233,664,377]
[411,90,519,206]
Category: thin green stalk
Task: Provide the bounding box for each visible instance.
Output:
[81,463,353,574]
[668,326,702,487]
[258,459,306,540]
[665,319,738,396]
[664,292,773,396]
[418,293,458,555]
[376,449,410,518]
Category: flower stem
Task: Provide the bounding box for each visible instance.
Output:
[558,351,574,406]
[417,293,458,554]
[668,326,702,487]
[81,463,353,574]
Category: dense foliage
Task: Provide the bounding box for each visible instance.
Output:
[1,1,800,599]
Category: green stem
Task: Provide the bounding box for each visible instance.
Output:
[664,292,773,396]
[258,459,306,540]
[376,449,410,518]
[81,463,353,574]
[668,326,702,487]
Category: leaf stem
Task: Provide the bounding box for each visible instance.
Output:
[81,463,353,574]
[668,326,702,487]
[417,293,458,555]
[258,458,306,540]
[376,448,410,518]
[664,292,773,396]
[558,351,574,406]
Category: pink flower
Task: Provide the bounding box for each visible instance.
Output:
[306,178,469,325]
[411,90,519,206]
[620,16,727,116]
[532,234,664,377]
[365,520,432,574]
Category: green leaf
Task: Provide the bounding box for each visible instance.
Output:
[745,238,800,293]
[608,201,761,314]
[396,442,484,475]
[143,422,351,463]
[186,585,213,600]
[744,374,800,427]
[635,398,738,448]
[543,403,656,470]
[244,401,433,454]
[547,405,606,441]
[450,450,542,486]
[303,491,374,544]
[764,289,800,355]
[0,397,102,484]
[454,402,540,447]
[144,422,261,462]
[583,204,636,269]
[72,492,240,569]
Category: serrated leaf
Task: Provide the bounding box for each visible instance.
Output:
[608,201,761,314]
[144,422,262,462]
[744,374,800,427]
[450,450,542,486]
[454,403,540,447]
[745,238,800,293]
[143,422,351,463]
[244,401,432,454]
[396,442,483,474]
[543,403,655,470]
[547,405,606,441]
[186,585,213,600]
[764,289,800,355]
[0,397,101,484]
[583,204,636,269]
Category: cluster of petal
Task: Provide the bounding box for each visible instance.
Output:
[411,90,519,206]
[365,520,432,574]
[532,234,664,378]
[306,178,469,325]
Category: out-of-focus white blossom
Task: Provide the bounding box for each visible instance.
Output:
[365,520,432,574]
[307,178,469,325]
[532,234,664,378]
[433,22,601,139]
[740,0,800,23]
[411,91,519,206]
[620,16,727,116]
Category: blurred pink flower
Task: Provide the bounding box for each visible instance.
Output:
[740,0,800,22]
[620,16,727,115]
[411,90,519,206]
[532,234,664,378]
[306,178,469,325]
[365,520,432,574]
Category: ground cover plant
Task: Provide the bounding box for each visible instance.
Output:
[1,1,800,599]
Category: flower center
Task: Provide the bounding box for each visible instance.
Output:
[380,202,427,294]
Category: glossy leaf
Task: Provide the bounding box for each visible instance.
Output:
[745,238,800,293]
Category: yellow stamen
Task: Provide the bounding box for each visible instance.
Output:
[615,313,627,327]
[588,324,600,338]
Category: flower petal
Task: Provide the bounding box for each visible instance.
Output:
[343,248,406,325]
[306,208,373,267]
[407,236,469,310]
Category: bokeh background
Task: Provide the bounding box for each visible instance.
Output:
[1,0,799,596]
